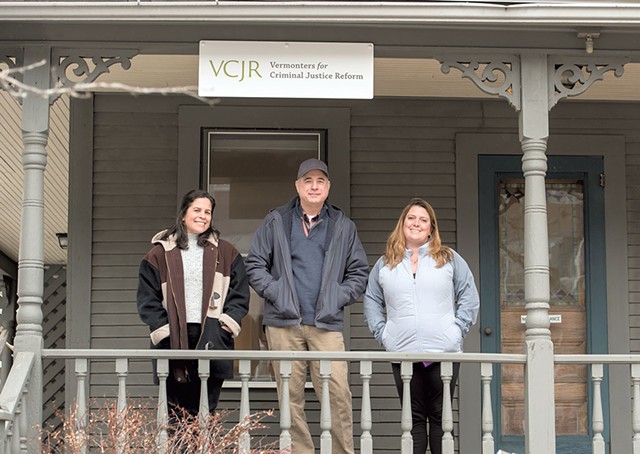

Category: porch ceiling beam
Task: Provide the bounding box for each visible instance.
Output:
[5,43,640,65]
[2,2,640,27]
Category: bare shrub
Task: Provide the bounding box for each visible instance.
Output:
[41,399,282,453]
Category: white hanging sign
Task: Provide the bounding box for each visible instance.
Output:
[198,41,374,99]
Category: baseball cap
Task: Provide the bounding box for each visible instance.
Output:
[297,158,329,179]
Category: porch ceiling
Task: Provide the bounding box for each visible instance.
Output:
[1,53,639,267]
[3,0,640,267]
[4,1,640,56]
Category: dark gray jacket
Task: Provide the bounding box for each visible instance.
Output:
[245,197,369,331]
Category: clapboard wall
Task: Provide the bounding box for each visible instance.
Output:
[83,93,637,452]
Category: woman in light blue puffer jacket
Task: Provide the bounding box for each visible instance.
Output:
[364,198,479,454]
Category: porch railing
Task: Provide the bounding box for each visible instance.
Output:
[0,351,35,454]
[3,350,640,453]
[44,349,524,454]
[554,354,640,454]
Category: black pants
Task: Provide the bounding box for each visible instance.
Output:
[166,323,224,417]
[392,362,461,454]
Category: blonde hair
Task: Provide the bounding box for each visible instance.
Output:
[384,198,453,269]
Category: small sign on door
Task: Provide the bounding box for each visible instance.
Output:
[520,314,562,324]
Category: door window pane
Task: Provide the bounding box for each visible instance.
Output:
[206,130,321,381]
[499,180,587,436]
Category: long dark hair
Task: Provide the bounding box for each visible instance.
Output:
[160,189,220,249]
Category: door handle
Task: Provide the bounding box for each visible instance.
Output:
[484,326,493,336]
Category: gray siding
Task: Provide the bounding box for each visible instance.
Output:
[619,108,640,351]
[91,95,181,397]
[87,94,636,452]
[547,102,639,352]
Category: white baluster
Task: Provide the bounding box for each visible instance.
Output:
[198,359,210,429]
[441,362,454,454]
[156,359,169,453]
[400,361,413,454]
[633,363,640,454]
[115,358,128,454]
[238,359,251,454]
[75,358,88,454]
[481,363,494,454]
[279,360,292,452]
[19,387,29,453]
[592,364,605,454]
[0,417,6,454]
[360,361,373,454]
[10,406,20,454]
[198,359,211,452]
[319,360,332,454]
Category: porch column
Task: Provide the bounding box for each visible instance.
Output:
[13,45,51,450]
[0,253,18,390]
[519,53,555,454]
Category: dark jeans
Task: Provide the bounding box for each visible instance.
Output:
[166,323,224,417]
[392,361,461,454]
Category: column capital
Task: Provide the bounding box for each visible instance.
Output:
[50,48,139,103]
[438,54,521,111]
[548,56,628,109]
[0,51,25,95]
[0,51,23,70]
[2,47,138,104]
[437,53,630,115]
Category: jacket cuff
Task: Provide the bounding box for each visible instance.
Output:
[219,313,241,337]
[150,324,170,345]
[455,318,469,337]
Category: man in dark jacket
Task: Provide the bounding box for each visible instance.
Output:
[245,158,368,454]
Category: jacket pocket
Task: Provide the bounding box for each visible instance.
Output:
[442,323,463,352]
[154,337,171,350]
[316,282,347,325]
[197,317,234,351]
[196,317,235,379]
[264,278,281,302]
[264,278,299,320]
[380,322,391,351]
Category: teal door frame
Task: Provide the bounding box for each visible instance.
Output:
[478,154,609,453]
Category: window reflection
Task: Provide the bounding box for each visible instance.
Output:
[206,130,321,381]
[499,181,585,308]
[499,179,587,436]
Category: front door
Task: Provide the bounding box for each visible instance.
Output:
[479,155,609,453]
